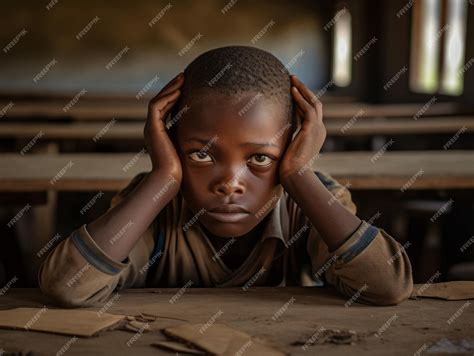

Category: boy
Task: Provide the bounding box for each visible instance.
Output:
[39,46,413,307]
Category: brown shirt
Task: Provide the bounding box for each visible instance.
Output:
[39,171,413,307]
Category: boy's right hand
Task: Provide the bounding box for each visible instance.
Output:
[144,73,184,183]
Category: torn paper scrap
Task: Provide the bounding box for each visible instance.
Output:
[163,323,288,355]
[152,341,205,354]
[0,307,125,337]
[410,281,474,300]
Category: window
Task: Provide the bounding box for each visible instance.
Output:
[332,7,352,87]
[410,0,469,95]
[440,0,468,95]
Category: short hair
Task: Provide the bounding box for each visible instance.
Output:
[168,45,295,131]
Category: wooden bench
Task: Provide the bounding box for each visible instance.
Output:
[0,151,473,191]
[1,99,464,121]
[0,116,472,141]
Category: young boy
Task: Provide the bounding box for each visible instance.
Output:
[39,46,413,307]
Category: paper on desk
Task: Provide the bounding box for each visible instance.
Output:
[163,323,288,355]
[410,281,474,300]
[0,307,125,337]
[152,341,205,354]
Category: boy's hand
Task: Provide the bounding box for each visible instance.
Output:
[144,73,184,182]
[279,75,326,184]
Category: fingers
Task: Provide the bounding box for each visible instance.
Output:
[150,73,184,104]
[148,89,181,122]
[291,86,313,114]
[161,100,176,114]
[291,75,317,104]
[290,75,323,120]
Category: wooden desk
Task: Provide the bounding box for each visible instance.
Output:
[0,116,473,140]
[0,288,471,355]
[0,151,473,192]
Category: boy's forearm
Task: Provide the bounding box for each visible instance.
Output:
[281,170,361,252]
[87,171,180,262]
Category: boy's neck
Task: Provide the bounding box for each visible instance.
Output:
[201,221,266,271]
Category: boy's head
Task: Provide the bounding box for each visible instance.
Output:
[169,46,297,239]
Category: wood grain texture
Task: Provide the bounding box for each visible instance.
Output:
[0,287,471,355]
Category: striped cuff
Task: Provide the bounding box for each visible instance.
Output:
[332,220,380,265]
[315,171,340,190]
[71,224,130,275]
[145,229,165,284]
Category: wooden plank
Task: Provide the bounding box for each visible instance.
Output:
[317,151,474,190]
[0,122,143,140]
[0,153,149,192]
[1,100,464,121]
[326,116,474,136]
[0,151,473,191]
[0,117,472,140]
[322,102,463,119]
[0,100,147,120]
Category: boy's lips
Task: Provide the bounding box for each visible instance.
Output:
[208,204,249,213]
[206,204,250,223]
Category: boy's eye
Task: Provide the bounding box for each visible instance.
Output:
[188,151,212,162]
[248,154,272,166]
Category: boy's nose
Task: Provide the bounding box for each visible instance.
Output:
[212,166,247,196]
[213,180,245,196]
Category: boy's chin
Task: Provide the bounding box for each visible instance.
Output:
[199,219,258,239]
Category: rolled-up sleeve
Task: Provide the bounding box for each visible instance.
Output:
[307,171,413,306]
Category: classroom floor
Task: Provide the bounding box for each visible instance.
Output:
[0,287,472,355]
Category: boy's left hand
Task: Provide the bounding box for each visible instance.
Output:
[279,75,327,184]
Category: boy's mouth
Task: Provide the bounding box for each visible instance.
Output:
[206,211,249,223]
[206,204,250,223]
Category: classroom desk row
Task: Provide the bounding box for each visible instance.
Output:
[0,116,473,139]
[0,151,473,192]
[0,99,464,120]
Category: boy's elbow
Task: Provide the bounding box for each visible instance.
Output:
[360,231,414,305]
[40,284,86,308]
[38,264,88,308]
[362,276,414,306]
[367,285,412,306]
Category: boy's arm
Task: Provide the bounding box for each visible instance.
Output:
[38,173,164,307]
[285,171,413,305]
[86,72,183,262]
[86,170,178,262]
[39,74,185,307]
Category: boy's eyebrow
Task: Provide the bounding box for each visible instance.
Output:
[187,137,279,148]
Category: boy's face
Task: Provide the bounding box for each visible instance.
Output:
[175,92,292,239]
